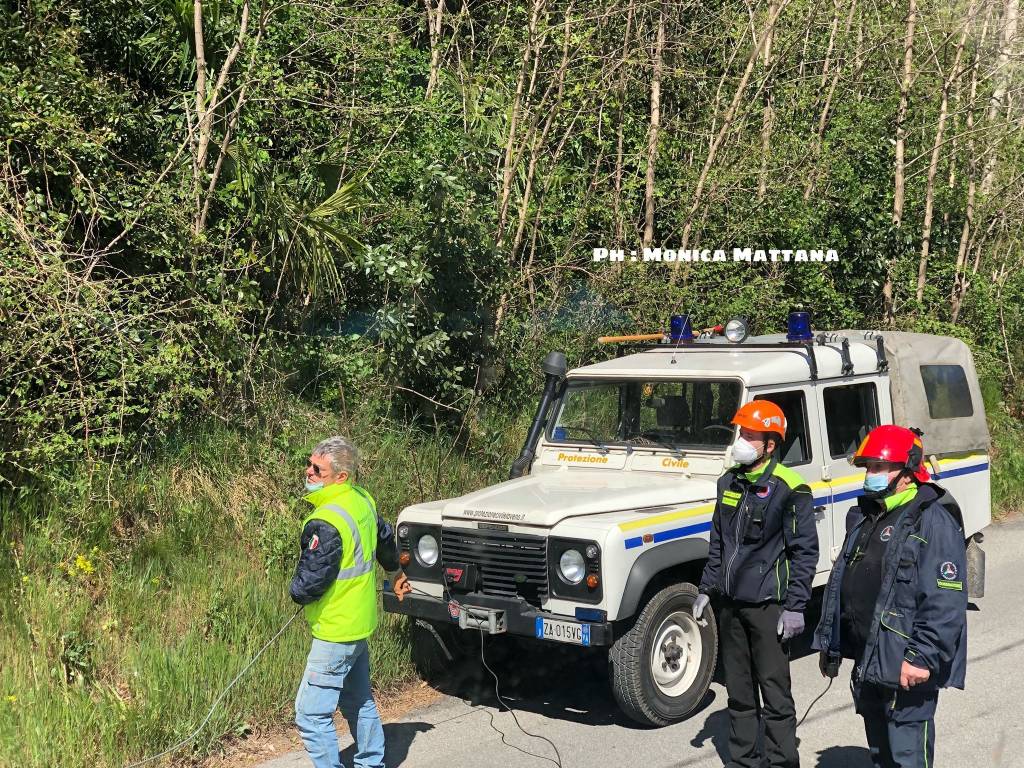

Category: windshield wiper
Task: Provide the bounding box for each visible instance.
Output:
[557,424,609,451]
[623,435,687,456]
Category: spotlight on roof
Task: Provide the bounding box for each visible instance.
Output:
[724,316,749,343]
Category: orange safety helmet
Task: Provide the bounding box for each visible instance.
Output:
[851,425,930,483]
[732,400,787,440]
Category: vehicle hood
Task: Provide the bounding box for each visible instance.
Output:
[441,470,718,528]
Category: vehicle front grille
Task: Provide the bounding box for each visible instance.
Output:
[441,527,548,605]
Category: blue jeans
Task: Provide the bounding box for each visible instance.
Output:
[295,638,385,768]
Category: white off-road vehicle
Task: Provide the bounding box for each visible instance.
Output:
[383,314,991,726]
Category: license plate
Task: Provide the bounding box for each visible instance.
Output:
[535,617,591,646]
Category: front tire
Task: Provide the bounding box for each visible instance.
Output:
[609,582,718,726]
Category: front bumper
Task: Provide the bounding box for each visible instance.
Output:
[383,590,614,647]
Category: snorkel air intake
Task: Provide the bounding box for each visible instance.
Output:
[509,351,567,479]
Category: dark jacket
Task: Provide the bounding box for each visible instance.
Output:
[289,510,400,605]
[813,483,968,692]
[699,456,818,612]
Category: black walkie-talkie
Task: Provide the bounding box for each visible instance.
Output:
[825,654,841,678]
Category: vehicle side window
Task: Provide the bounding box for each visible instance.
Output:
[920,365,973,418]
[823,383,880,458]
[758,390,811,466]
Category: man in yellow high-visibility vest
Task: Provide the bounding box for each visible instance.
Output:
[290,436,402,768]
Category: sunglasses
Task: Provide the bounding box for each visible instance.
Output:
[306,460,328,477]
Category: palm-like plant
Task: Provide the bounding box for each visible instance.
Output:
[271,178,364,301]
[227,139,364,303]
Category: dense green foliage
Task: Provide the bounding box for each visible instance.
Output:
[3,0,1024,486]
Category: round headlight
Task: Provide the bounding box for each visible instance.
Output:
[585,544,599,560]
[416,534,439,567]
[397,524,409,540]
[725,317,749,343]
[559,549,586,584]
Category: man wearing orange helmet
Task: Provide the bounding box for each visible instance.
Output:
[813,425,968,768]
[695,399,818,768]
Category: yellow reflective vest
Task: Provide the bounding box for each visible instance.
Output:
[301,482,379,642]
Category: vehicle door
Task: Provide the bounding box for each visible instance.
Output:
[812,377,890,562]
[747,385,832,576]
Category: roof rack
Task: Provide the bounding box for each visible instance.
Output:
[611,338,822,380]
[874,335,889,372]
[815,333,854,376]
[602,320,896,382]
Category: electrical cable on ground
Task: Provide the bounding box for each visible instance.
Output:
[479,630,564,768]
[796,676,834,728]
[123,586,440,767]
[406,582,564,767]
[123,606,304,768]
[119,581,831,768]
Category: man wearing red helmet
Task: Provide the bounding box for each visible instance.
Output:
[813,425,968,768]
[695,400,818,768]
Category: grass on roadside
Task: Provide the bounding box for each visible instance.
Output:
[989,406,1024,520]
[0,395,522,768]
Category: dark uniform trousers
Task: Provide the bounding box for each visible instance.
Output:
[855,682,938,768]
[718,599,799,768]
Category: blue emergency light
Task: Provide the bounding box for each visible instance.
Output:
[669,314,693,343]
[786,311,813,341]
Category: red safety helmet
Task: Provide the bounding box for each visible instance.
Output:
[732,400,787,440]
[851,425,930,483]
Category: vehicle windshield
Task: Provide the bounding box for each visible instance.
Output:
[549,379,743,450]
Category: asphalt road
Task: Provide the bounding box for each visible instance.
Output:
[260,519,1024,768]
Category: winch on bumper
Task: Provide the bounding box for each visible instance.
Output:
[382,590,615,646]
[385,522,612,645]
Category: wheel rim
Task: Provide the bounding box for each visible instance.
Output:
[649,609,703,697]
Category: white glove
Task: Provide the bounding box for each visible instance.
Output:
[692,593,710,620]
[777,610,805,641]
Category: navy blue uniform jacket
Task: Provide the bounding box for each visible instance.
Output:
[813,483,968,692]
[699,457,818,612]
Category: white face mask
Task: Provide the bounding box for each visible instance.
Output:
[732,436,763,465]
[304,480,324,493]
